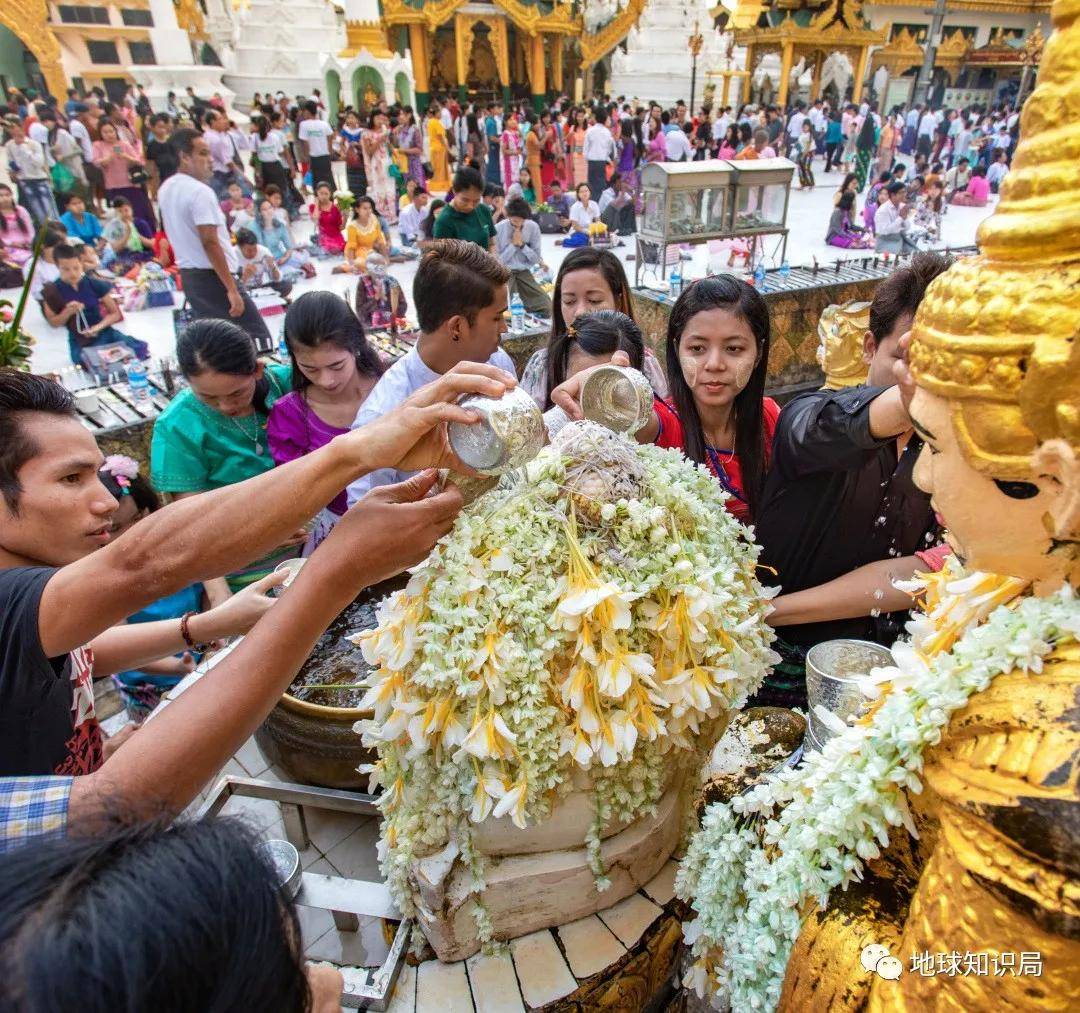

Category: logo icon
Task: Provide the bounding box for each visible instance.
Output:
[861,943,903,981]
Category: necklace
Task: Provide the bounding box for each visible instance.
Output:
[229,411,264,455]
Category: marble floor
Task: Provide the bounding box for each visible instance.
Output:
[12,163,997,377]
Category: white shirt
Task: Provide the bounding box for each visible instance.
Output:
[27,122,54,166]
[70,120,94,161]
[874,200,906,237]
[712,114,731,141]
[25,256,59,302]
[569,199,600,229]
[582,123,615,162]
[918,111,937,138]
[158,171,238,272]
[987,162,1009,187]
[808,107,826,132]
[786,111,806,139]
[298,118,334,158]
[398,202,429,242]
[440,107,453,130]
[238,244,276,285]
[664,129,693,162]
[346,345,517,506]
[253,130,286,166]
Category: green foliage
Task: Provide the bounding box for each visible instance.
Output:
[0,225,44,371]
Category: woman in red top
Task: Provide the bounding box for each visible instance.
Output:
[554,275,777,525]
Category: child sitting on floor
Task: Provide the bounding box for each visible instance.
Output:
[102,197,155,273]
[352,252,406,330]
[43,242,149,365]
[221,180,255,232]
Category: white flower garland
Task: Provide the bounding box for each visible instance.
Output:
[354,427,777,939]
[677,561,1078,1011]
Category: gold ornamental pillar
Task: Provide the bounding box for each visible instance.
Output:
[852,45,869,104]
[741,43,755,106]
[778,42,794,106]
[550,35,564,95]
[811,52,823,101]
[531,32,547,111]
[454,13,470,104]
[408,22,431,111]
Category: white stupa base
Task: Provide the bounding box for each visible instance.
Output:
[131,65,238,117]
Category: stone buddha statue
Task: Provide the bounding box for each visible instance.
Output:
[779,2,1080,1008]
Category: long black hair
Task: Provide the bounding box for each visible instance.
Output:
[283,290,384,393]
[665,276,771,522]
[176,319,274,414]
[546,248,637,408]
[545,309,646,409]
[0,183,29,236]
[0,817,312,1012]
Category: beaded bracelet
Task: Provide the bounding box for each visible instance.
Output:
[179,611,210,653]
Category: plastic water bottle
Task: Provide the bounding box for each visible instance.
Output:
[669,264,682,298]
[780,259,791,280]
[509,292,525,335]
[277,331,289,360]
[125,359,151,406]
[753,262,766,291]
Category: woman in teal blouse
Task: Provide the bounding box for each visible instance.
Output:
[151,319,302,592]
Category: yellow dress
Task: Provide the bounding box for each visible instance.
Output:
[344,217,385,270]
[428,117,452,193]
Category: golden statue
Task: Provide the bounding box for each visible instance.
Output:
[817,299,871,389]
[779,2,1080,1008]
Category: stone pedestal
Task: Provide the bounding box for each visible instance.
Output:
[356,859,686,1012]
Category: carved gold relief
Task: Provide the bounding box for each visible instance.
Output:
[1,0,65,98]
[817,300,871,389]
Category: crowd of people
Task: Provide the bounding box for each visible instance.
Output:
[0,75,1013,1008]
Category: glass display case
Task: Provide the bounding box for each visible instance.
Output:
[637,160,735,284]
[729,158,795,235]
[635,158,795,285]
[639,160,736,241]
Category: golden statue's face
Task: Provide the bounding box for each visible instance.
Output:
[910,387,1079,588]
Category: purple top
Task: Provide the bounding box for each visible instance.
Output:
[267,390,350,514]
[617,138,636,173]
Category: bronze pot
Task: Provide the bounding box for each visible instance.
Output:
[255,574,409,790]
[255,693,374,790]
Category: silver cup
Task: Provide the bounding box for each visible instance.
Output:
[804,639,893,747]
[580,364,653,434]
[448,385,545,475]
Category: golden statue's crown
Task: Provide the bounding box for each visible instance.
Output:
[909,0,1080,479]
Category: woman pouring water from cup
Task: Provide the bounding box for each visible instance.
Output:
[552,276,779,526]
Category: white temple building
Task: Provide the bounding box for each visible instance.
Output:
[204,0,347,105]
[609,0,732,107]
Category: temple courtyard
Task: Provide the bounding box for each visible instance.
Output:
[22,166,996,377]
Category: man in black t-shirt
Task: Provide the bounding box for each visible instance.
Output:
[145,113,179,189]
[753,253,951,707]
[0,363,514,789]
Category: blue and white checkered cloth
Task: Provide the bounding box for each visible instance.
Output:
[0,776,73,853]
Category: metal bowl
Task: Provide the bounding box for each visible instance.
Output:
[580,364,654,434]
[448,386,545,475]
[805,638,893,745]
[257,839,302,899]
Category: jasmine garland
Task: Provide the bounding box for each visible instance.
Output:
[677,563,1077,1011]
[353,425,778,936]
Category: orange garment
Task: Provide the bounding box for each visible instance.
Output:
[344,216,385,268]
